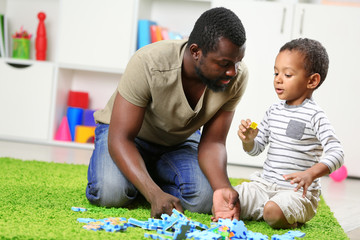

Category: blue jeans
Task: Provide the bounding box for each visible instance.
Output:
[86,124,213,213]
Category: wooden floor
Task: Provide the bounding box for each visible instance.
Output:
[1,139,359,239]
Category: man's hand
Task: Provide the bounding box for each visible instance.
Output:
[149,191,183,219]
[211,187,240,222]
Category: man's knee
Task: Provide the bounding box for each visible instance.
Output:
[86,179,137,208]
[181,183,213,214]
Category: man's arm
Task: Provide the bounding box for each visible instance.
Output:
[198,110,240,220]
[108,93,183,217]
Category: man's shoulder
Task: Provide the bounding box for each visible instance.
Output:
[134,39,187,70]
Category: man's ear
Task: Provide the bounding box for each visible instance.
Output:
[308,73,321,89]
[189,44,201,60]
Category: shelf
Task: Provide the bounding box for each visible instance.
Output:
[1,57,54,67]
[57,62,125,74]
[0,135,94,150]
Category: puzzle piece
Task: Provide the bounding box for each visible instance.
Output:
[74,207,303,240]
[77,218,96,223]
[128,218,149,229]
[174,222,191,240]
[247,230,268,240]
[71,206,87,212]
[229,219,247,239]
[82,224,102,231]
[187,230,222,240]
[286,231,305,238]
[250,122,258,129]
[144,233,172,240]
[271,230,305,240]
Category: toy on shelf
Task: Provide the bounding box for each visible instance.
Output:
[35,12,47,61]
[67,107,84,141]
[329,165,348,182]
[68,91,89,109]
[83,109,97,126]
[54,90,97,144]
[75,126,96,143]
[12,26,32,59]
[54,116,71,142]
[137,19,183,50]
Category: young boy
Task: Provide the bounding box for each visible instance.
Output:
[213,38,344,229]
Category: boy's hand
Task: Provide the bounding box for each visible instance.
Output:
[284,163,329,197]
[283,170,315,197]
[238,119,258,144]
[211,187,240,222]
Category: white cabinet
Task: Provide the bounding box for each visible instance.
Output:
[292,4,360,177]
[0,60,54,140]
[57,0,137,71]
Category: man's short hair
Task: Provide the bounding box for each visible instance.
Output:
[187,7,246,56]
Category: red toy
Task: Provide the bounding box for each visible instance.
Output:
[68,90,89,109]
[35,12,47,60]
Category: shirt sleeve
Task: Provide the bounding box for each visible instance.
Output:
[118,52,151,108]
[312,111,345,173]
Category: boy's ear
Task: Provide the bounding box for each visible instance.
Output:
[307,73,321,89]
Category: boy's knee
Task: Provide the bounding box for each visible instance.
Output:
[263,201,285,228]
[263,201,297,229]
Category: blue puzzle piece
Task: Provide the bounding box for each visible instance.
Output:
[271,230,305,240]
[71,207,87,212]
[286,231,305,238]
[144,233,171,240]
[128,218,149,229]
[77,218,96,223]
[174,222,191,240]
[247,230,269,240]
[188,230,222,240]
[229,219,247,239]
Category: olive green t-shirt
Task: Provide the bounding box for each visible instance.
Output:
[94,39,248,146]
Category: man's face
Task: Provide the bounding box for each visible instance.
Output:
[195,38,246,92]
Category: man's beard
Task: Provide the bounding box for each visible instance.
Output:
[195,66,232,92]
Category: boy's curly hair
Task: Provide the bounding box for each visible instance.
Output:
[280,38,329,89]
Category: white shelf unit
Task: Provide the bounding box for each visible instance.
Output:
[0,0,211,150]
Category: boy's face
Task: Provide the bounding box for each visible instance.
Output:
[195,38,245,92]
[274,50,312,106]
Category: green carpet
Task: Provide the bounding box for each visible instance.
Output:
[0,157,348,239]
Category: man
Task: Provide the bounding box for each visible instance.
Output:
[86,7,248,220]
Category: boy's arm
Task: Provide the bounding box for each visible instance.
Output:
[285,111,344,197]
